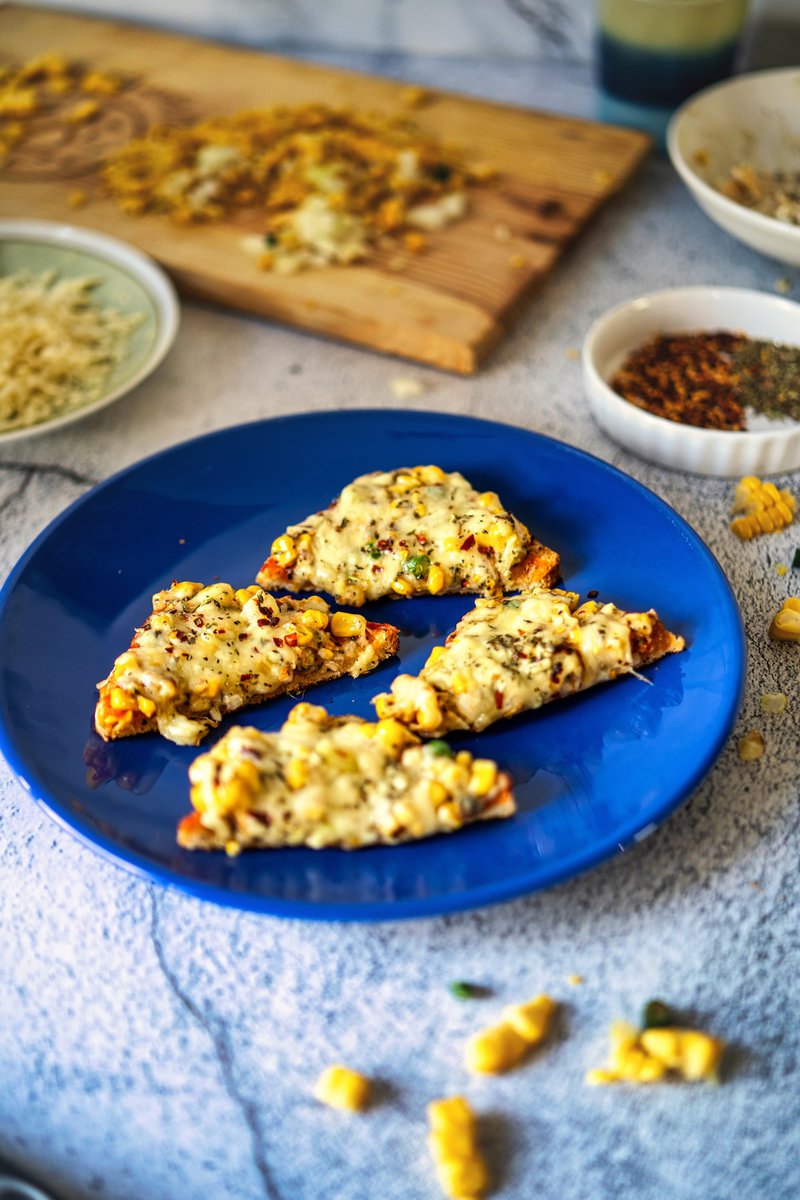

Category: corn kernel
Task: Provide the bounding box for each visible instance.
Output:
[476,530,506,555]
[676,1030,725,1082]
[415,501,428,518]
[443,536,461,553]
[391,577,414,596]
[416,691,443,733]
[67,99,98,123]
[418,465,446,484]
[426,645,446,667]
[731,475,795,539]
[469,759,497,798]
[503,994,556,1044]
[428,780,450,807]
[109,687,134,711]
[313,1065,370,1112]
[374,694,393,718]
[465,1021,528,1074]
[375,717,413,756]
[451,670,471,695]
[215,779,250,816]
[427,563,447,594]
[738,729,765,761]
[287,703,327,725]
[761,692,788,714]
[436,1156,489,1199]
[393,472,418,493]
[285,757,309,790]
[235,585,260,606]
[296,532,313,553]
[295,627,314,646]
[136,696,157,718]
[271,534,297,567]
[479,491,503,514]
[299,608,329,630]
[769,597,800,641]
[330,612,367,638]
[225,839,242,857]
[639,1028,682,1070]
[428,1097,488,1200]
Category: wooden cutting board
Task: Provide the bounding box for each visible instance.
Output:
[0,6,650,373]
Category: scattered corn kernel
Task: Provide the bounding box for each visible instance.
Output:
[391,577,414,596]
[329,611,366,638]
[731,475,796,539]
[313,1064,371,1112]
[738,729,765,761]
[503,994,557,1044]
[426,645,447,667]
[136,695,157,718]
[769,596,800,641]
[225,839,242,857]
[415,690,443,733]
[589,1015,725,1085]
[465,1021,528,1074]
[776,563,788,576]
[235,585,260,606]
[428,1097,488,1200]
[567,974,584,986]
[109,687,134,711]
[299,608,329,630]
[761,692,788,714]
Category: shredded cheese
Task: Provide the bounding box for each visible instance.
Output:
[0,271,142,432]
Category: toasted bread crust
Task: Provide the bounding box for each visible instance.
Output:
[177,777,516,851]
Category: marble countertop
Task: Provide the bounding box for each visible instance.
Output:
[2,52,799,1200]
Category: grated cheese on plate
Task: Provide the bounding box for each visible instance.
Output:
[0,271,142,432]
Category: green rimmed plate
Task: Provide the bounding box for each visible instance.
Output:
[0,219,179,442]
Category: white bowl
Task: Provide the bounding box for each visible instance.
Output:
[668,68,800,267]
[0,220,179,443]
[582,286,800,476]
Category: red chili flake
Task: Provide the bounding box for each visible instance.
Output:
[587,589,599,600]
[377,538,393,551]
[398,539,408,548]
[273,636,283,646]
[461,534,475,550]
[215,628,226,635]
[371,564,382,574]
[257,618,269,627]
[284,632,298,647]
[174,630,188,642]
[241,673,255,681]
[193,616,204,627]
[610,331,746,431]
[164,646,173,654]
[494,689,504,709]
[417,534,427,545]
[238,632,249,641]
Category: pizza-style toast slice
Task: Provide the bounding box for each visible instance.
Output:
[177,702,515,852]
[373,587,685,736]
[257,466,560,605]
[95,582,398,746]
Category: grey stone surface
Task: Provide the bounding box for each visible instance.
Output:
[2,52,799,1200]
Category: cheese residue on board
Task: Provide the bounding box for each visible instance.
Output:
[0,271,142,432]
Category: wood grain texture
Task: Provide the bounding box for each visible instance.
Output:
[0,6,651,372]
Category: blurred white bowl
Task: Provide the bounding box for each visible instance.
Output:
[582,286,800,476]
[668,68,800,267]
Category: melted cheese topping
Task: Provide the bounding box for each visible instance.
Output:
[376,588,669,734]
[261,466,531,604]
[184,704,514,851]
[95,583,381,745]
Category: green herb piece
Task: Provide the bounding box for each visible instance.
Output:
[449,981,487,1000]
[425,739,453,758]
[364,541,382,560]
[793,548,800,569]
[503,598,521,608]
[642,999,675,1030]
[431,163,452,183]
[264,232,278,247]
[403,553,430,580]
[733,338,800,423]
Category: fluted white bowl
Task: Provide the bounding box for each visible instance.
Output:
[668,68,800,267]
[582,286,800,476]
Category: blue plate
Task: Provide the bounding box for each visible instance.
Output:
[0,410,745,921]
